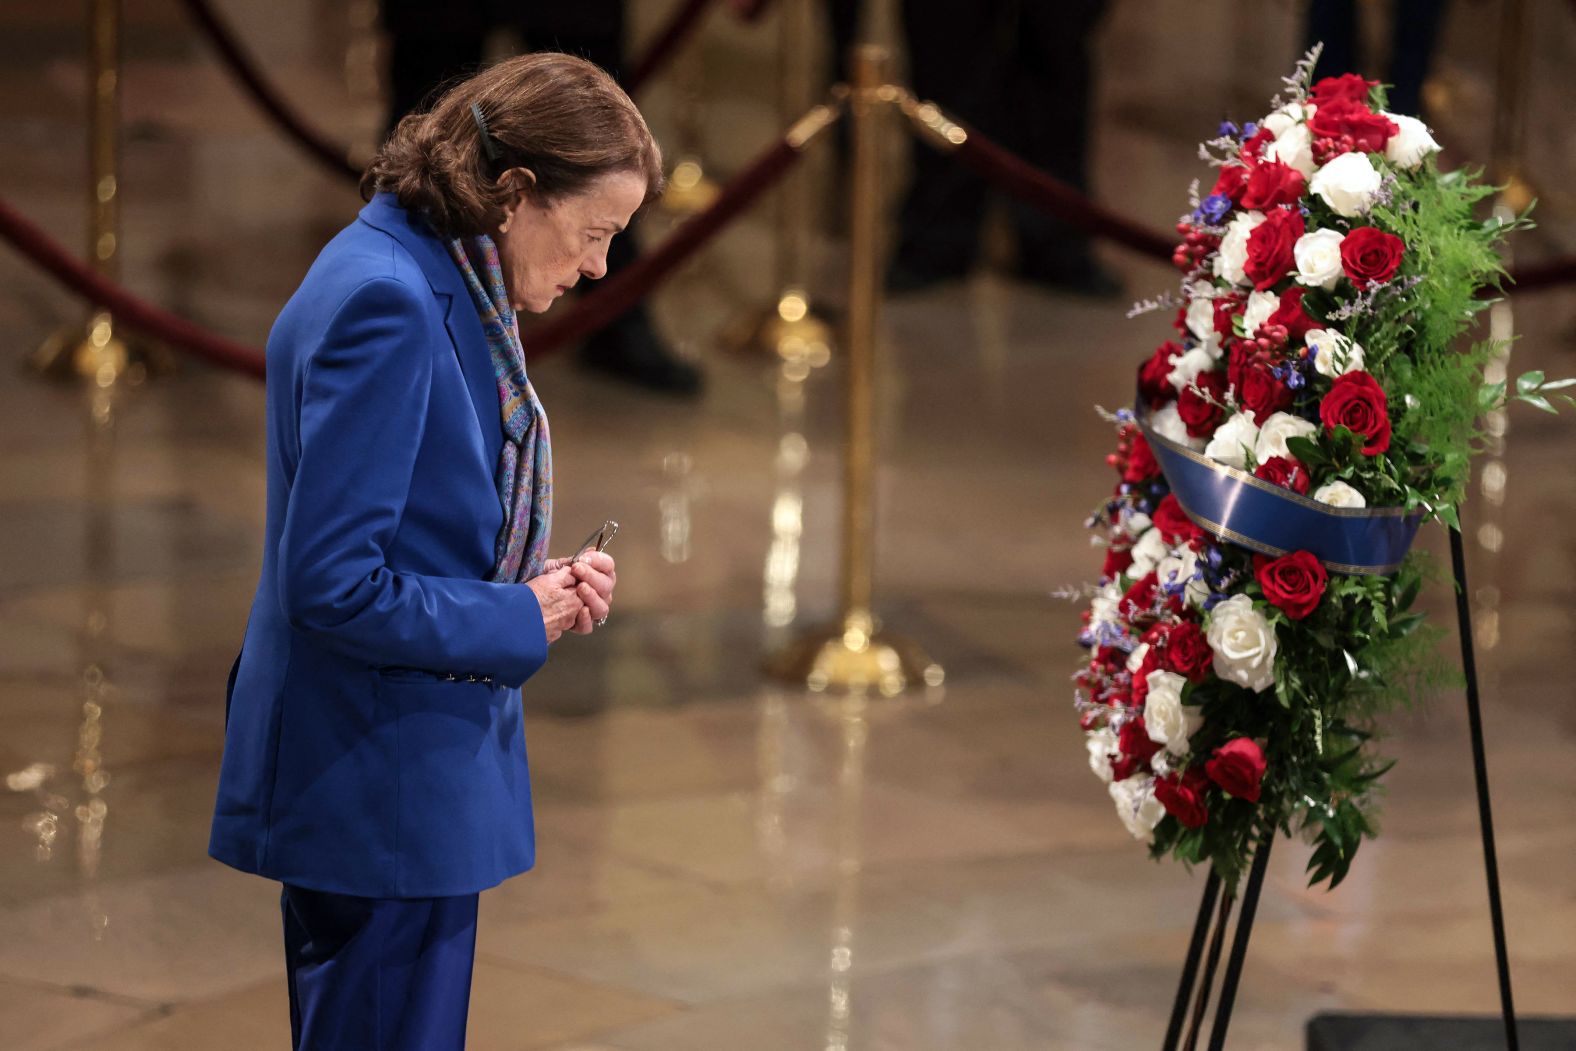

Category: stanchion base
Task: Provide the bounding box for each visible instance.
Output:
[765,610,944,695]
[30,315,175,385]
[1307,1012,1573,1050]
[724,288,834,370]
[658,157,722,218]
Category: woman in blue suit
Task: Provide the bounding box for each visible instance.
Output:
[209,53,662,1049]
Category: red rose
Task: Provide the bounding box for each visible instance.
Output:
[1308,98,1398,154]
[1211,293,1244,338]
[1205,738,1267,802]
[1103,544,1134,580]
[1121,571,1160,619]
[1340,226,1405,288]
[1152,493,1205,545]
[1253,456,1311,494]
[1211,164,1248,203]
[1123,433,1160,482]
[1112,717,1162,781]
[1310,73,1378,104]
[1129,644,1163,706]
[1253,549,1328,620]
[1239,126,1274,163]
[1267,285,1319,344]
[1320,370,1392,454]
[1138,341,1181,409]
[1154,768,1210,829]
[1177,370,1228,438]
[1239,160,1307,210]
[1160,620,1214,683]
[1239,364,1293,423]
[1243,207,1306,291]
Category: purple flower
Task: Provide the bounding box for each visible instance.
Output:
[1242,121,1259,139]
[1218,120,1241,139]
[1198,193,1233,225]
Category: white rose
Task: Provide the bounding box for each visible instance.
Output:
[1128,527,1170,581]
[1125,642,1151,674]
[1383,112,1439,171]
[1260,101,1312,138]
[1313,480,1367,508]
[1150,403,1203,450]
[1158,546,1211,609]
[1109,775,1166,843]
[1185,291,1216,344]
[1088,582,1122,629]
[1254,411,1318,463]
[1124,510,1152,535]
[1309,152,1382,218]
[1144,669,1203,756]
[1266,122,1315,177]
[1086,727,1117,783]
[1150,750,1173,778]
[1214,210,1265,287]
[1294,228,1346,290]
[1241,290,1279,339]
[1205,412,1261,469]
[1167,346,1218,392]
[1305,329,1366,377]
[1206,594,1278,693]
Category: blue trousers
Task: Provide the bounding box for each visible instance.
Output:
[282,884,478,1050]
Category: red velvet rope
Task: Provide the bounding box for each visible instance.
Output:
[945,121,1177,261]
[942,119,1572,292]
[179,0,727,185]
[0,134,803,378]
[176,0,362,182]
[625,0,719,94]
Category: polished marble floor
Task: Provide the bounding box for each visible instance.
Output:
[2,2,1575,1049]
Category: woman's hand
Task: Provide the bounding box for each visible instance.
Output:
[567,552,616,635]
[526,565,585,644]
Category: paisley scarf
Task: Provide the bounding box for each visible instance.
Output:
[446,234,553,583]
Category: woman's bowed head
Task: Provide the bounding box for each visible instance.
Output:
[362,52,664,315]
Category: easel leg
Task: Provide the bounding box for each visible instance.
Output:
[1204,827,1274,1051]
[1163,869,1222,1051]
[1449,527,1521,1050]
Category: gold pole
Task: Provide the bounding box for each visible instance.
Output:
[656,10,720,218]
[765,45,942,696]
[30,0,170,384]
[724,0,833,367]
[1489,0,1533,213]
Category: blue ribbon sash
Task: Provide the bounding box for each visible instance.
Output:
[1137,415,1424,576]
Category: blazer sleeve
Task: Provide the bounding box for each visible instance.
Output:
[276,276,548,688]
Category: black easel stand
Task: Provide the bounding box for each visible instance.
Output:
[1159,528,1520,1050]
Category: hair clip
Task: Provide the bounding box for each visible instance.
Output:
[470,102,502,165]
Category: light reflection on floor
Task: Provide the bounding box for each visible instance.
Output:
[1,2,1574,1049]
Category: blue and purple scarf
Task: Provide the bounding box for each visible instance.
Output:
[447,235,553,583]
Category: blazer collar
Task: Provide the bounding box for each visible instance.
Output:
[357,194,502,461]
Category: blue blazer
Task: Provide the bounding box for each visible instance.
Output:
[210,194,548,898]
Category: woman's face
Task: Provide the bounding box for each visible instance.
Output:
[494,169,648,314]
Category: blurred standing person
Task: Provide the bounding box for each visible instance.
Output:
[886,0,1119,297]
[383,0,703,396]
[1305,0,1451,118]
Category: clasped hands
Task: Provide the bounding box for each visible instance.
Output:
[526,551,616,643]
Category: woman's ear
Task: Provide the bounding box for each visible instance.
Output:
[496,168,539,233]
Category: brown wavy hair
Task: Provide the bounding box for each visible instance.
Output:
[361,52,663,239]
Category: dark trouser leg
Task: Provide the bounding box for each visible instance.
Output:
[1304,0,1360,83]
[890,0,1004,283]
[1387,0,1450,118]
[380,1,490,136]
[1009,0,1113,289]
[282,885,479,1051]
[519,1,703,395]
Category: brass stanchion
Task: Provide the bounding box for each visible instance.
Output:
[766,46,942,696]
[656,12,720,219]
[726,0,833,367]
[31,0,171,384]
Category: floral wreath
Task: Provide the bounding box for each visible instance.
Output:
[1073,50,1569,890]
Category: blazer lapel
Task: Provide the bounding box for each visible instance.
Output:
[358,195,503,466]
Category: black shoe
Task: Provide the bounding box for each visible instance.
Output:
[1014,255,1125,300]
[885,256,975,294]
[578,317,703,398]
